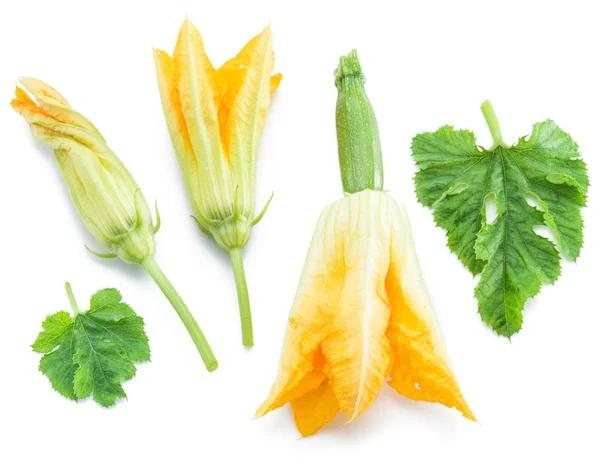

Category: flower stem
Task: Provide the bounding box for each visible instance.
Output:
[65,282,81,315]
[480,100,505,148]
[229,247,253,347]
[142,255,218,372]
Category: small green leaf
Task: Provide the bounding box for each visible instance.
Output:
[412,104,588,338]
[32,285,150,406]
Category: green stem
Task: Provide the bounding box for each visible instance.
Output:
[65,282,81,315]
[142,255,218,372]
[481,100,505,148]
[335,50,384,194]
[229,247,253,347]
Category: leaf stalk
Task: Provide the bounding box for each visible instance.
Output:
[481,100,505,148]
[65,282,81,315]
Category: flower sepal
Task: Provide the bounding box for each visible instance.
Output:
[88,189,158,264]
[192,191,252,252]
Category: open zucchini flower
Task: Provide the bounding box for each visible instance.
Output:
[153,19,282,346]
[257,51,475,436]
[12,78,218,372]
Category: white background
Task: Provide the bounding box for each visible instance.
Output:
[1,0,598,462]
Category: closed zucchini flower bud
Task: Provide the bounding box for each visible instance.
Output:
[256,51,474,436]
[12,78,156,264]
[12,78,217,371]
[153,19,282,346]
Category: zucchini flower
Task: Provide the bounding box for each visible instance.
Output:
[153,19,281,347]
[11,78,218,372]
[256,51,475,436]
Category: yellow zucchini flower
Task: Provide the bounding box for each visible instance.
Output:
[153,19,281,346]
[257,51,474,436]
[12,78,156,265]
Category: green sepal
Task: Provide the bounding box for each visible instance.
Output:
[153,201,161,234]
[252,192,274,226]
[85,245,117,259]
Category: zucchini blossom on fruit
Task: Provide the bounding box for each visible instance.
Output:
[256,51,475,436]
[153,19,281,347]
[12,78,218,372]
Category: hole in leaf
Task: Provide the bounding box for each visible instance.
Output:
[525,194,543,211]
[447,183,468,196]
[546,174,565,185]
[414,382,421,391]
[526,195,559,247]
[533,225,555,243]
[485,196,497,225]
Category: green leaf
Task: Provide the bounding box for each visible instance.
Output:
[32,311,77,400]
[32,285,150,406]
[411,103,588,338]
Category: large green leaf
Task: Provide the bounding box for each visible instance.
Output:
[412,105,588,337]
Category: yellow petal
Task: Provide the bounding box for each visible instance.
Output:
[216,61,281,155]
[11,86,44,120]
[218,26,276,217]
[18,77,69,105]
[153,48,198,186]
[320,191,392,420]
[17,77,102,137]
[172,19,233,219]
[172,19,223,164]
[257,354,328,417]
[385,201,475,421]
[256,207,341,417]
[291,378,340,437]
[11,82,106,154]
[270,73,283,95]
[216,26,281,129]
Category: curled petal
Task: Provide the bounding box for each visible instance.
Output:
[16,78,102,137]
[386,202,475,421]
[291,378,340,437]
[256,207,339,416]
[270,73,283,94]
